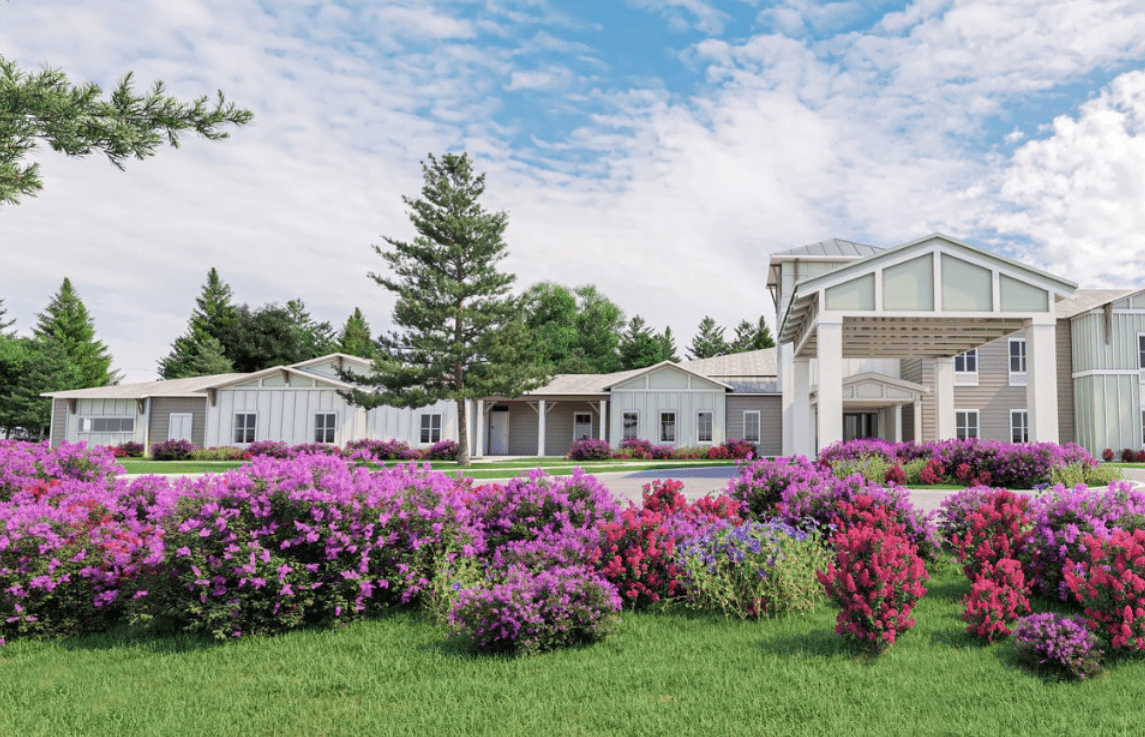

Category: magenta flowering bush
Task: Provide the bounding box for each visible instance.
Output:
[1063,528,1145,652]
[567,438,613,461]
[343,438,424,462]
[962,558,1031,642]
[0,440,122,501]
[425,440,460,460]
[150,439,194,461]
[727,455,827,522]
[1013,612,1104,680]
[245,440,290,458]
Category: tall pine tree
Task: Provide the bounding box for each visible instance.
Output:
[0,297,15,335]
[728,316,775,353]
[342,152,546,465]
[618,315,678,370]
[687,316,728,360]
[337,307,376,358]
[159,268,240,378]
[0,337,83,439]
[33,278,119,386]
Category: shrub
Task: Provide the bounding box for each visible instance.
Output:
[650,444,675,460]
[1013,613,1104,680]
[149,439,193,461]
[448,564,621,655]
[962,558,1031,642]
[619,438,653,459]
[568,438,613,461]
[726,455,825,522]
[947,489,1033,579]
[723,438,757,460]
[115,442,145,458]
[0,441,123,504]
[245,440,289,458]
[706,445,733,460]
[817,504,929,651]
[1064,528,1145,652]
[677,520,831,619]
[1102,448,1115,462]
[1137,449,1145,463]
[1047,461,1123,487]
[918,459,946,485]
[287,443,342,457]
[1121,448,1135,463]
[670,446,707,460]
[189,446,250,461]
[425,439,461,460]
[884,464,906,486]
[828,455,894,485]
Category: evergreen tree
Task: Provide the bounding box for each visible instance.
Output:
[336,308,376,358]
[343,152,546,465]
[728,316,776,353]
[656,325,681,363]
[33,278,119,386]
[0,337,83,439]
[687,316,728,360]
[159,268,240,379]
[0,297,15,335]
[191,268,240,344]
[285,299,336,358]
[1,56,251,206]
[619,315,671,370]
[573,285,624,373]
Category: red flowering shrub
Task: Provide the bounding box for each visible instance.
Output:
[706,445,733,460]
[1102,448,1115,462]
[884,464,906,486]
[962,558,1031,641]
[918,460,946,485]
[954,463,973,482]
[817,501,929,651]
[1137,450,1145,463]
[949,490,1033,579]
[1122,448,1136,463]
[1064,529,1145,651]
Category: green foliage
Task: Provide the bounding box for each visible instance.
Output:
[0,297,15,335]
[336,307,376,358]
[829,456,894,484]
[0,336,83,439]
[159,268,241,378]
[33,278,118,387]
[1,56,251,205]
[220,301,333,373]
[687,315,728,359]
[345,152,547,464]
[728,316,775,352]
[618,314,678,370]
[522,282,625,373]
[1046,462,1123,487]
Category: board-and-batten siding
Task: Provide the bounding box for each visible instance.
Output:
[71,398,147,447]
[952,337,1027,442]
[1056,319,1076,445]
[609,369,726,448]
[1069,308,1145,454]
[1071,311,1145,372]
[150,397,208,448]
[365,401,457,446]
[725,396,781,457]
[206,389,363,447]
[49,398,69,446]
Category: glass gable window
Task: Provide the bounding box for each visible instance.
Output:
[697,411,713,443]
[956,410,979,440]
[1011,410,1029,443]
[659,412,676,443]
[420,414,442,444]
[743,411,761,443]
[314,413,336,443]
[622,412,639,440]
[233,413,256,444]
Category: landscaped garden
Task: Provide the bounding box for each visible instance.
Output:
[3,437,1145,735]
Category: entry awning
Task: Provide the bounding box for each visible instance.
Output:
[811,372,928,408]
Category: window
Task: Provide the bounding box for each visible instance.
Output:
[420,413,442,444]
[954,349,978,386]
[314,413,337,443]
[659,411,676,443]
[233,413,256,444]
[78,417,135,433]
[743,411,761,443]
[956,410,979,440]
[697,411,713,443]
[1009,338,1027,385]
[622,412,639,440]
[1011,409,1029,443]
[1139,334,1145,369]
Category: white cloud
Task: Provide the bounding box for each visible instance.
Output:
[624,0,732,36]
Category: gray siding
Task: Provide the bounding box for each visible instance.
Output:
[50,399,69,447]
[726,396,781,457]
[150,397,208,448]
[1072,311,1145,372]
[1057,319,1076,445]
[952,337,1027,442]
[1074,374,1142,454]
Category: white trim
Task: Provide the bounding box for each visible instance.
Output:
[743,410,762,443]
[168,413,193,442]
[955,409,979,440]
[659,410,677,444]
[1072,369,1142,378]
[313,411,339,444]
[621,410,640,441]
[78,416,136,434]
[1010,409,1029,443]
[954,349,979,387]
[233,411,258,445]
[419,412,443,444]
[696,410,714,444]
[1138,332,1145,370]
[1008,337,1027,386]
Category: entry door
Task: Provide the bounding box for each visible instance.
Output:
[843,412,878,441]
[573,412,593,440]
[488,409,509,455]
[168,413,193,442]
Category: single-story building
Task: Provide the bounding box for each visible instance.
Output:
[45,234,1145,457]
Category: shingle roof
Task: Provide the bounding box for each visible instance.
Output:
[772,239,884,258]
[677,348,777,378]
[1055,288,1140,319]
[723,380,779,394]
[43,373,249,400]
[524,369,646,396]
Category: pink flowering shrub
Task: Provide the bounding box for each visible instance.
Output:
[150,439,194,461]
[961,558,1031,642]
[947,490,1033,579]
[448,564,621,655]
[0,440,122,501]
[817,500,929,651]
[884,464,906,486]
[1102,448,1115,462]
[343,438,424,462]
[567,438,613,461]
[1064,528,1145,652]
[727,455,826,521]
[918,460,946,485]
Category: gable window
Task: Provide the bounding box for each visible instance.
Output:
[659,411,676,443]
[1009,339,1027,386]
[697,411,713,443]
[79,417,135,433]
[954,349,978,386]
[420,413,442,444]
[743,411,761,444]
[622,412,639,440]
[314,413,337,443]
[1011,409,1029,443]
[234,413,256,444]
[955,410,979,440]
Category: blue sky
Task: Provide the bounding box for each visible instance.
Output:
[4,0,1145,382]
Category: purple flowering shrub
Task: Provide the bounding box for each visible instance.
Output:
[726,455,826,522]
[448,564,621,655]
[343,438,424,462]
[285,443,342,457]
[150,439,194,461]
[245,440,290,458]
[676,519,830,619]
[1025,482,1145,599]
[618,438,654,459]
[0,440,122,501]
[567,438,613,461]
[112,442,145,458]
[425,440,460,460]
[1013,612,1104,680]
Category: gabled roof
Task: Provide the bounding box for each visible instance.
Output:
[523,369,645,396]
[603,360,734,391]
[771,239,883,259]
[678,348,777,378]
[43,373,249,400]
[1055,288,1139,319]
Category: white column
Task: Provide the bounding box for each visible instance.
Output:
[893,405,903,443]
[935,357,955,439]
[537,399,546,456]
[1025,318,1059,443]
[475,400,485,458]
[913,399,922,442]
[779,343,794,456]
[598,400,607,441]
[816,319,844,453]
[793,357,812,457]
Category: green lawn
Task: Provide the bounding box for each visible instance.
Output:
[1,560,1140,737]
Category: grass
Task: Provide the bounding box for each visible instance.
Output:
[3,560,1143,736]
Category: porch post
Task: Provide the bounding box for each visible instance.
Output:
[598,400,607,441]
[893,404,903,443]
[913,399,922,442]
[475,400,485,458]
[935,357,955,439]
[779,343,794,456]
[816,318,843,453]
[537,399,546,457]
[1025,318,1059,443]
[793,357,812,458]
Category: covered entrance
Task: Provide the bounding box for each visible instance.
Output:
[843,413,877,441]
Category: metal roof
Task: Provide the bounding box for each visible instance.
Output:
[771,238,884,259]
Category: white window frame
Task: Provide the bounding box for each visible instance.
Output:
[1010,409,1029,443]
[573,412,593,440]
[420,413,442,444]
[659,411,676,444]
[314,412,338,444]
[697,410,713,444]
[168,413,193,442]
[234,413,257,444]
[954,349,978,387]
[78,416,135,434]
[1008,338,1027,386]
[743,410,761,444]
[1138,333,1145,370]
[955,410,979,440]
[622,411,639,441]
